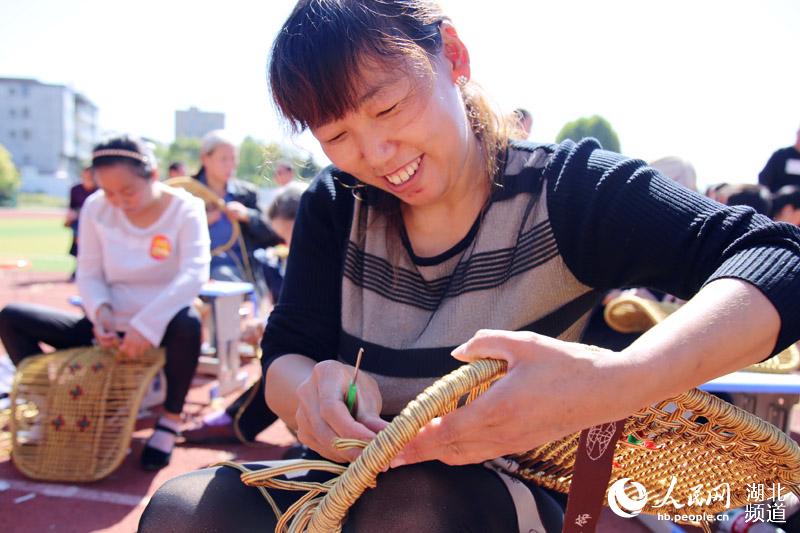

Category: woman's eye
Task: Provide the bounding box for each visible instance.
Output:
[326,131,346,144]
[377,103,398,117]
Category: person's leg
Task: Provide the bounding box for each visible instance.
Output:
[140,459,561,533]
[0,303,94,365]
[227,378,278,441]
[139,463,282,532]
[141,306,201,470]
[184,379,279,445]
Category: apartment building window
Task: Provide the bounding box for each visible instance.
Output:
[8,87,15,96]
[23,155,31,165]
[21,107,29,118]
[8,130,16,138]
[21,129,30,140]
[8,109,16,118]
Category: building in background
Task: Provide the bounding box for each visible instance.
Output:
[175,106,225,139]
[0,77,98,196]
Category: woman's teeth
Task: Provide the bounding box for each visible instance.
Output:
[385,157,421,186]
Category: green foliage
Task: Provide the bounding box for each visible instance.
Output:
[0,143,21,205]
[154,137,202,178]
[555,115,621,153]
[237,138,321,186]
[237,136,273,185]
[153,136,321,185]
[298,154,321,179]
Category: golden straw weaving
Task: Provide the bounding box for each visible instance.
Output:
[10,346,164,482]
[165,176,241,257]
[605,294,800,374]
[223,358,800,532]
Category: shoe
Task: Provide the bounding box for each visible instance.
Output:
[183,412,248,445]
[140,422,179,471]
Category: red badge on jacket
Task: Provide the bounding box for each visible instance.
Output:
[150,235,171,260]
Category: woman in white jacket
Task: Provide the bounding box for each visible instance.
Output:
[0,135,210,470]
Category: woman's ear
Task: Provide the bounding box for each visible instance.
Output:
[440,21,471,85]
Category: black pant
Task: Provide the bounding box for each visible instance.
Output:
[224,378,278,441]
[0,303,201,414]
[139,455,564,533]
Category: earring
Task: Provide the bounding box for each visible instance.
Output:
[334,175,367,201]
[456,75,468,87]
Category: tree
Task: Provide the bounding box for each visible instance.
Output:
[155,138,202,178]
[298,154,321,179]
[556,115,621,153]
[0,143,20,206]
[238,138,321,186]
[237,136,272,185]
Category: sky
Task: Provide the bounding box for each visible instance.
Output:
[1,0,798,190]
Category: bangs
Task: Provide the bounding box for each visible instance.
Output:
[269,0,444,131]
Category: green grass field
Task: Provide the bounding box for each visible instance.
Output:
[0,216,75,273]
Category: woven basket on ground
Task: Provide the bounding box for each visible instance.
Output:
[10,346,165,482]
[605,294,800,374]
[233,359,800,532]
[165,176,240,256]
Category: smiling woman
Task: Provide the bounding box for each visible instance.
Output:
[140,1,800,532]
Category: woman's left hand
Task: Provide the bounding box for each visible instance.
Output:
[225,201,249,222]
[392,330,632,467]
[119,327,154,359]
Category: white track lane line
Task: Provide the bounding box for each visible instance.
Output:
[0,478,148,507]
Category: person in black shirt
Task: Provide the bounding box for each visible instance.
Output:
[758,126,800,192]
[65,166,96,280]
[140,2,800,531]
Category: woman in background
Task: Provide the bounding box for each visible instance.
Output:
[0,135,210,470]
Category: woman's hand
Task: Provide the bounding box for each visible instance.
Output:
[93,304,119,349]
[119,327,154,359]
[392,330,630,467]
[224,201,249,223]
[295,360,388,463]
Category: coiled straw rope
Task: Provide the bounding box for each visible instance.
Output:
[223,357,800,532]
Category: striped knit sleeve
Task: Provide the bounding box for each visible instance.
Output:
[545,138,800,354]
[260,168,354,376]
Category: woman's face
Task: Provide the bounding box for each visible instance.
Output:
[202,144,237,183]
[310,56,475,209]
[94,164,156,214]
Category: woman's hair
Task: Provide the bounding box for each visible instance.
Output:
[91,136,156,178]
[770,185,800,219]
[723,183,772,216]
[200,129,237,156]
[649,156,697,192]
[268,182,307,221]
[268,0,509,183]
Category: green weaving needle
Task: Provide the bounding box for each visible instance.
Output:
[346,348,364,415]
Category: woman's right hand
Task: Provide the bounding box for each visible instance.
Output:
[93,304,119,349]
[295,360,388,463]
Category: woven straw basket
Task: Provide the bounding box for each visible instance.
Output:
[165,176,240,256]
[605,294,800,374]
[235,359,800,532]
[10,346,165,482]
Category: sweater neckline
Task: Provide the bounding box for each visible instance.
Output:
[400,210,484,267]
[117,186,180,234]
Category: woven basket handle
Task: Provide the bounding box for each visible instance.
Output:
[306,358,507,533]
[164,176,241,257]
